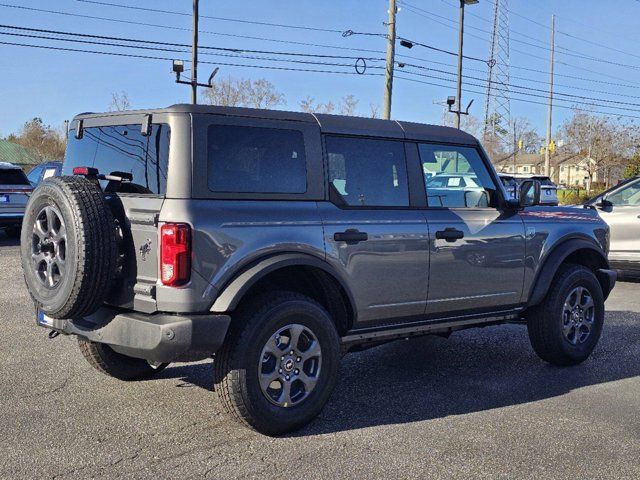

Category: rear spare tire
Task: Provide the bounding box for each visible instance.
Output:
[20,176,117,319]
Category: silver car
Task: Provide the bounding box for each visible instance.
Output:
[500,174,559,206]
[0,162,32,237]
[587,176,640,279]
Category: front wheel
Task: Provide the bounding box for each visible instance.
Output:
[213,292,340,436]
[527,264,605,366]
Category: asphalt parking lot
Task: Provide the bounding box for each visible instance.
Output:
[1,232,639,480]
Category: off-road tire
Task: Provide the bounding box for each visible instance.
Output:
[20,176,117,319]
[78,338,169,381]
[214,292,341,436]
[527,264,605,366]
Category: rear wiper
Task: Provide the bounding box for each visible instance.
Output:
[72,167,133,183]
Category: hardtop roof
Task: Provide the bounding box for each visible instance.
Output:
[73,104,479,145]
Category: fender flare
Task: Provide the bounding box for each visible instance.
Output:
[527,238,611,307]
[209,253,356,314]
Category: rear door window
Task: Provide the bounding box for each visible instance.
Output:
[325,136,409,207]
[0,168,30,185]
[63,124,170,195]
[207,125,307,194]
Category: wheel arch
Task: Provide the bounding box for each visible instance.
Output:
[527,237,612,307]
[209,253,356,334]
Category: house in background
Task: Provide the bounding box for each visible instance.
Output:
[493,153,598,187]
[0,139,41,172]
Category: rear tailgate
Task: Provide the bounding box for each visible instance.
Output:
[64,119,171,314]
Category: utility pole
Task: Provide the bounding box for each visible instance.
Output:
[383,0,397,120]
[455,0,466,129]
[513,120,517,174]
[544,14,555,176]
[191,0,199,105]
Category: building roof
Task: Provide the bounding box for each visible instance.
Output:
[0,139,41,166]
[493,152,585,167]
[73,104,479,145]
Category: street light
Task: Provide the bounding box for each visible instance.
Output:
[454,0,479,129]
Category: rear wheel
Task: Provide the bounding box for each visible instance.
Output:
[214,292,340,436]
[527,264,605,366]
[78,338,169,381]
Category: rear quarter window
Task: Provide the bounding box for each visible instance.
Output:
[207,125,307,194]
[63,123,170,195]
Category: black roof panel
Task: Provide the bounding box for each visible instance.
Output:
[398,120,478,145]
[73,105,480,145]
[313,114,404,139]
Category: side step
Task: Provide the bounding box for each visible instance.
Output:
[340,310,522,348]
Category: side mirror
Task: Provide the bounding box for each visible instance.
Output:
[595,197,613,209]
[519,180,541,207]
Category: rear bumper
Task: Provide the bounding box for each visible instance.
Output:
[44,308,231,363]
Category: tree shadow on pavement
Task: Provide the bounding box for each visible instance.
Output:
[291,315,640,435]
[140,313,640,436]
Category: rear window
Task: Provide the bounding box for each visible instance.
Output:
[63,124,170,195]
[207,125,307,194]
[0,168,30,185]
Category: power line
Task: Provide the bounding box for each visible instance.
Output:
[0,3,383,54]
[406,1,640,76]
[3,23,640,112]
[0,24,385,61]
[3,34,640,119]
[0,30,388,70]
[75,0,344,33]
[0,40,384,77]
[3,2,637,90]
[395,74,640,120]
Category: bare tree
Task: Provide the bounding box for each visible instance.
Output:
[245,79,286,109]
[8,118,66,160]
[440,111,483,141]
[558,110,638,188]
[369,103,380,119]
[339,95,358,116]
[299,96,335,114]
[202,76,285,109]
[109,91,131,112]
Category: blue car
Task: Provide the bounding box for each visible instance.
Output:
[26,161,62,186]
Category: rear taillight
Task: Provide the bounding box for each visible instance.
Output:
[160,223,191,286]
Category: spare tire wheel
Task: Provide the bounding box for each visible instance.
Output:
[20,176,118,319]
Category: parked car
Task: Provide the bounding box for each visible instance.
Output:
[27,161,62,186]
[425,173,489,207]
[21,105,616,435]
[499,174,559,206]
[0,162,33,237]
[585,176,640,280]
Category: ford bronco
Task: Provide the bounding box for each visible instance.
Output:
[21,105,616,435]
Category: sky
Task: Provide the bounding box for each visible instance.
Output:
[1,0,640,139]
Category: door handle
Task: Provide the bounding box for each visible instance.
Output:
[435,227,464,242]
[334,229,368,244]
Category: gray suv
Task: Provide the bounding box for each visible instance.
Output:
[20,105,616,435]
